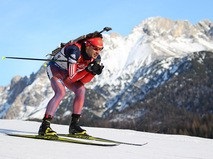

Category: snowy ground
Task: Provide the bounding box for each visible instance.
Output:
[0,119,212,159]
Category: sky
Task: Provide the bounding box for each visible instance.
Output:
[0,0,213,86]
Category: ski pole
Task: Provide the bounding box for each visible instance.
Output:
[1,56,68,62]
[2,27,113,61]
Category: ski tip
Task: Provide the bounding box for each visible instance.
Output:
[1,56,6,60]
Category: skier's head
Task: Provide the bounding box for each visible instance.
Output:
[86,37,103,49]
[85,37,104,59]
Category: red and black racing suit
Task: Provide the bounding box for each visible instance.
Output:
[45,42,100,116]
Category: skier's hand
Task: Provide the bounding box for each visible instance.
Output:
[86,61,104,75]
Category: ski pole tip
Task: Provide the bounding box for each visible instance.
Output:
[1,56,6,60]
[43,63,47,67]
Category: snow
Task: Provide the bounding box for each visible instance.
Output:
[0,120,212,159]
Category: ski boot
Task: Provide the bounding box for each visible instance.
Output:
[69,114,86,135]
[38,115,57,136]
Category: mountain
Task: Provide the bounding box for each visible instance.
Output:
[1,120,213,159]
[0,17,213,138]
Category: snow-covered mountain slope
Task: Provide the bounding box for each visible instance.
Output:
[0,119,212,159]
[0,17,213,137]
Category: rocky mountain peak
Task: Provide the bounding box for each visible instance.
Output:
[132,17,213,40]
[0,17,213,138]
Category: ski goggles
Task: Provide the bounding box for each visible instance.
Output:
[88,41,104,51]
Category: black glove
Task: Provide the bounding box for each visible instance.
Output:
[86,61,104,75]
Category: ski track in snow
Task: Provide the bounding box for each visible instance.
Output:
[0,119,212,159]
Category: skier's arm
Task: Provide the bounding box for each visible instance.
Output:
[80,58,104,84]
[64,45,94,83]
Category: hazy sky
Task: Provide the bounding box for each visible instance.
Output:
[0,0,212,86]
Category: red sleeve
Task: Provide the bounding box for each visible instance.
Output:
[67,69,90,83]
[65,69,95,84]
[80,73,95,84]
[67,57,95,84]
[68,63,77,77]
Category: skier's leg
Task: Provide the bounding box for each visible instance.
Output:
[45,77,66,116]
[64,80,86,134]
[39,76,66,135]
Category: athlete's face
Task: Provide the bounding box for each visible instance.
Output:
[86,43,103,59]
